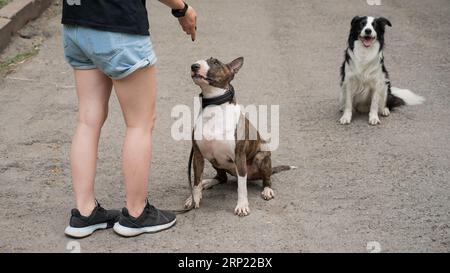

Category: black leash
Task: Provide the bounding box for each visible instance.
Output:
[169,89,235,215]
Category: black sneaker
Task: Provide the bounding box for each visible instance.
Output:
[64,201,120,238]
[113,200,176,237]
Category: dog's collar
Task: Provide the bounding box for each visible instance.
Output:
[200,87,235,109]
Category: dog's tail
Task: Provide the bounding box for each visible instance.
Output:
[388,87,425,109]
[272,165,297,175]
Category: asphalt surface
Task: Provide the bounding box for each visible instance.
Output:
[0,0,449,253]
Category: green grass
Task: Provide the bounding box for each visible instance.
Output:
[0,46,40,75]
[0,1,41,77]
[0,0,12,9]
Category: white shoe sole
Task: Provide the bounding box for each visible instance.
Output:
[65,223,108,238]
[113,219,176,237]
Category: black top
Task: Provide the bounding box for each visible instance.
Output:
[62,0,150,36]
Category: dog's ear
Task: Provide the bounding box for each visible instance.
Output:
[228,57,244,74]
[351,16,362,27]
[377,17,392,28]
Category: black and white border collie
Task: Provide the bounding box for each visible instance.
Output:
[340,16,425,125]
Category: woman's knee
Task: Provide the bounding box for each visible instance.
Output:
[78,108,109,129]
[125,112,156,134]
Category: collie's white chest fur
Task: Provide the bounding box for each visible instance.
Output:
[346,42,385,85]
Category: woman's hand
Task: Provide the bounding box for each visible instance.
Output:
[178,6,197,41]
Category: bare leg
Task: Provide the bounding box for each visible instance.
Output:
[113,66,157,217]
[71,69,112,216]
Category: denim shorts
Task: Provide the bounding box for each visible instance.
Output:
[62,25,157,80]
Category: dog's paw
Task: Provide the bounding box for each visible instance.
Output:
[193,190,202,209]
[184,195,194,209]
[381,108,390,117]
[202,178,220,190]
[184,186,202,209]
[339,112,352,125]
[234,202,250,217]
[261,187,275,201]
[184,196,192,208]
[369,114,381,125]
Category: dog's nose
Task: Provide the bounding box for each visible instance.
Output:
[365,29,372,35]
[191,63,201,72]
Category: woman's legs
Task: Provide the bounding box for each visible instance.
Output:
[113,66,157,218]
[71,69,113,216]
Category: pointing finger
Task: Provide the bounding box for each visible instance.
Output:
[191,27,196,42]
[191,17,197,42]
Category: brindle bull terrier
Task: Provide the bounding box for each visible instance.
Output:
[185,57,295,217]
